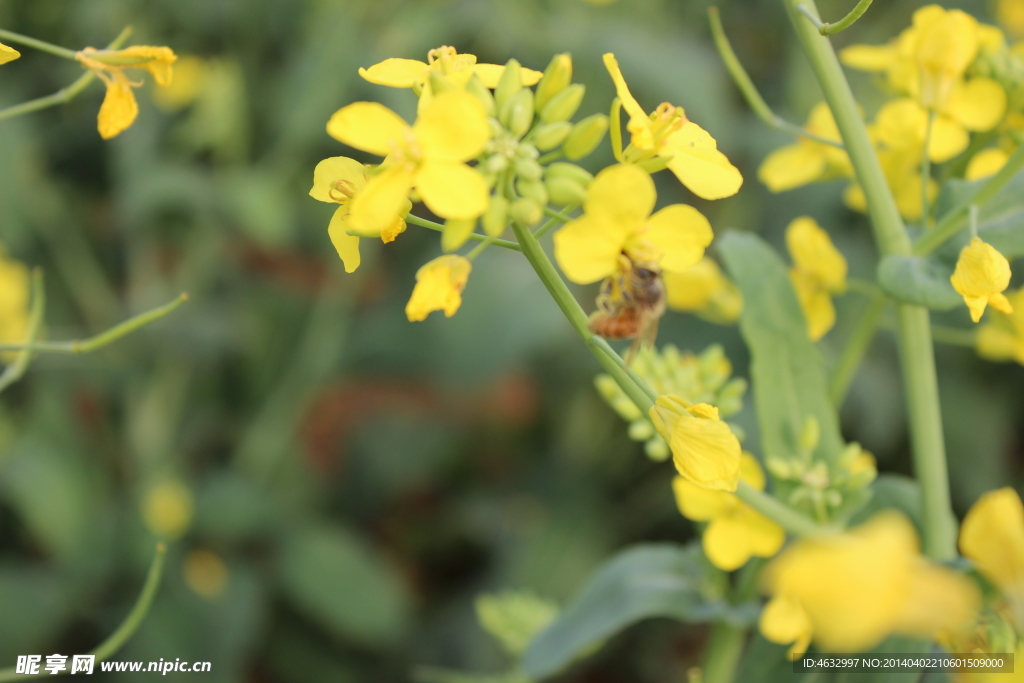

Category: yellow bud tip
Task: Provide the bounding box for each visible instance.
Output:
[179,292,190,302]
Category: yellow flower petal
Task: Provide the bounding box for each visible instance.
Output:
[472,63,544,89]
[327,206,361,273]
[758,144,826,193]
[602,53,652,148]
[944,78,1008,132]
[951,237,1013,322]
[413,90,490,162]
[116,45,177,86]
[326,102,409,157]
[415,160,489,220]
[641,204,713,273]
[664,258,742,322]
[585,164,656,228]
[650,397,742,492]
[740,506,786,557]
[0,42,21,65]
[976,323,1020,362]
[704,514,758,571]
[672,475,732,521]
[97,72,140,139]
[786,217,847,292]
[348,165,415,235]
[405,255,472,322]
[960,487,1024,606]
[998,0,1024,38]
[760,596,813,660]
[664,123,743,200]
[928,115,970,163]
[739,452,766,491]
[0,246,31,348]
[309,156,366,203]
[152,55,206,111]
[966,148,1010,181]
[839,44,897,71]
[553,214,630,284]
[791,271,836,341]
[358,58,428,88]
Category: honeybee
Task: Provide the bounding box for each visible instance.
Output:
[587,253,666,362]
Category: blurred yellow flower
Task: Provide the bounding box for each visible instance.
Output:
[142,479,193,540]
[650,394,741,492]
[998,0,1024,38]
[960,487,1024,626]
[603,53,742,200]
[184,549,229,599]
[760,595,814,659]
[786,217,847,341]
[552,164,712,284]
[359,46,542,91]
[0,246,31,356]
[758,103,848,193]
[326,90,490,234]
[673,453,784,570]
[976,288,1024,364]
[762,512,979,653]
[152,55,207,111]
[0,42,20,65]
[76,45,177,139]
[950,237,1013,322]
[663,257,743,324]
[406,255,472,322]
[309,156,408,273]
[966,148,1011,180]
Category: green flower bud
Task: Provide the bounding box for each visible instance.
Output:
[514,157,543,181]
[442,218,476,252]
[429,72,455,95]
[488,118,505,139]
[644,437,670,462]
[485,154,509,174]
[510,197,542,227]
[539,83,585,123]
[562,113,608,160]
[545,176,587,206]
[533,121,573,151]
[494,58,523,111]
[799,416,820,453]
[516,142,540,159]
[535,53,573,112]
[516,178,548,206]
[545,161,593,186]
[465,75,496,117]
[501,88,534,139]
[483,196,509,237]
[628,419,654,441]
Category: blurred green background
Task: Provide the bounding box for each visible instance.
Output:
[0,0,1020,680]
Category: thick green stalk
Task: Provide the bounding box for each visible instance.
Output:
[736,482,833,537]
[829,291,887,406]
[783,0,955,559]
[702,560,764,683]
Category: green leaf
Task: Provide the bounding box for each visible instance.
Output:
[935,175,1024,258]
[277,524,411,648]
[475,591,559,657]
[979,211,1024,259]
[876,255,961,310]
[522,543,745,679]
[717,232,844,465]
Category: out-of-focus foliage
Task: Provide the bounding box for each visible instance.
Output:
[0,0,1021,681]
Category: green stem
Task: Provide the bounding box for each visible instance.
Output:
[0,293,188,355]
[510,221,654,414]
[541,207,574,223]
[914,143,1024,255]
[0,27,133,122]
[588,336,658,402]
[796,0,874,35]
[0,544,166,681]
[782,0,955,560]
[533,204,579,239]
[403,214,522,252]
[0,270,45,394]
[702,621,746,683]
[829,291,887,406]
[929,324,977,348]
[708,8,844,149]
[736,481,833,537]
[466,234,496,261]
[0,28,78,59]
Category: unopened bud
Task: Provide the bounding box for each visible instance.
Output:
[799,416,820,453]
[514,157,543,181]
[485,154,509,174]
[563,113,608,160]
[535,53,573,112]
[429,72,455,95]
[442,218,476,252]
[545,176,587,206]
[502,88,534,138]
[482,195,509,237]
[465,75,496,117]
[546,162,593,186]
[516,178,548,205]
[533,121,573,151]
[516,142,540,159]
[540,83,584,123]
[510,197,543,227]
[494,58,523,111]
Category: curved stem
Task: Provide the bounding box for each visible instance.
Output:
[829,291,887,406]
[403,214,522,252]
[533,204,579,239]
[0,293,188,355]
[708,8,844,149]
[796,0,874,36]
[736,482,834,537]
[0,28,77,59]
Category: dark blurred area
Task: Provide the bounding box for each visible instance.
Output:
[0,0,1021,680]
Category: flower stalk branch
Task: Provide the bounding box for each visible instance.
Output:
[796,0,874,36]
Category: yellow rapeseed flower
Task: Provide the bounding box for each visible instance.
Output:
[326,90,491,235]
[950,237,1013,322]
[603,53,742,200]
[673,453,784,571]
[359,46,542,91]
[141,479,193,540]
[761,512,979,654]
[966,148,1011,180]
[760,596,814,660]
[960,487,1024,626]
[786,217,847,341]
[0,245,31,355]
[76,46,177,139]
[552,164,712,284]
[309,156,408,273]
[649,394,742,492]
[663,257,742,324]
[976,288,1024,364]
[405,255,472,322]
[758,103,849,193]
[0,42,20,65]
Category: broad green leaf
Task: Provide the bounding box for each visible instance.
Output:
[277,524,411,648]
[979,212,1024,258]
[718,232,844,465]
[876,255,961,310]
[475,591,559,657]
[522,543,747,679]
